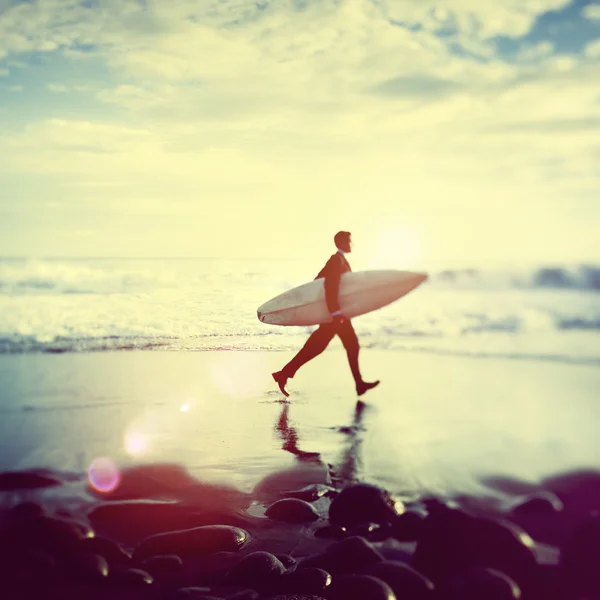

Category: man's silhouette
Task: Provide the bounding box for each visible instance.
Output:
[272,231,380,397]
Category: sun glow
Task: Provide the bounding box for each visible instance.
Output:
[366,227,422,269]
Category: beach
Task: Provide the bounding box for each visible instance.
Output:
[1,348,600,598]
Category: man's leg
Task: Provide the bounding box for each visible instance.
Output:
[337,319,380,396]
[273,324,336,396]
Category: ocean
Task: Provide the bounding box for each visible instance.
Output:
[0,257,598,364]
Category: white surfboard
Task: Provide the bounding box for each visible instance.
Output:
[257,270,428,327]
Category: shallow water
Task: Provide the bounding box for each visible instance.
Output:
[1,350,598,502]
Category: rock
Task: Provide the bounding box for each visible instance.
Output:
[510,492,563,517]
[281,567,331,594]
[10,502,46,520]
[326,574,396,600]
[329,484,404,529]
[76,534,132,568]
[226,590,260,600]
[391,509,427,542]
[171,589,222,600]
[264,596,326,600]
[275,554,297,570]
[254,465,331,504]
[226,551,286,591]
[560,512,600,596]
[440,567,521,600]
[280,485,333,503]
[412,506,537,590]
[133,525,249,561]
[0,471,62,491]
[314,525,346,540]
[65,552,109,582]
[111,567,154,585]
[363,560,435,599]
[299,536,383,575]
[142,553,183,575]
[2,515,94,553]
[265,499,320,523]
[348,522,390,542]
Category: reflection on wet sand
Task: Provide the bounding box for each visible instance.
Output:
[274,399,370,487]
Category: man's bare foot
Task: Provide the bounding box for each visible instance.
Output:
[356,380,380,396]
[272,371,290,397]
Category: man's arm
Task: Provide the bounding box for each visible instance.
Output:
[323,255,343,316]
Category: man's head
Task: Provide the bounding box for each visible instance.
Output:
[334,231,352,253]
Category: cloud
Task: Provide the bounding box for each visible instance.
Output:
[583,4,600,20]
[586,39,600,58]
[370,74,461,98]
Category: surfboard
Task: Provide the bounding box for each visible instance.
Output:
[257,270,428,327]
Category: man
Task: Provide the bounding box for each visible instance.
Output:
[272,231,380,397]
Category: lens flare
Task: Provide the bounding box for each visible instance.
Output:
[124,428,150,457]
[180,403,190,413]
[88,457,120,494]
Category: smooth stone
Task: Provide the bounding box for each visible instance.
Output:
[171,589,221,600]
[326,574,396,600]
[0,471,62,491]
[314,525,346,540]
[2,515,94,552]
[510,492,564,517]
[412,507,537,589]
[275,554,297,569]
[10,502,47,520]
[391,510,427,542]
[0,549,57,582]
[253,465,332,504]
[281,567,331,594]
[440,567,521,600]
[134,525,249,561]
[329,484,404,529]
[363,560,435,599]
[76,534,132,567]
[226,551,286,590]
[560,512,600,596]
[265,499,320,523]
[226,590,260,600]
[280,485,333,503]
[348,522,390,542]
[111,567,154,585]
[142,553,183,575]
[264,596,326,600]
[299,536,383,575]
[65,552,110,581]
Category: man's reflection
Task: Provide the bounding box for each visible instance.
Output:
[275,402,322,463]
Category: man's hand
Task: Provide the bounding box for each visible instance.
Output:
[331,311,346,325]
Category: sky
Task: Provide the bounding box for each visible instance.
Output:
[0,0,599,265]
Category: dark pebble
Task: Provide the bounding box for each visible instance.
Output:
[226,551,286,591]
[299,536,383,575]
[226,590,260,600]
[329,483,404,529]
[280,485,333,503]
[3,515,94,553]
[314,525,346,540]
[142,553,183,575]
[511,492,564,517]
[412,505,537,588]
[133,525,249,561]
[265,499,320,523]
[0,470,62,491]
[391,509,427,541]
[348,521,390,542]
[10,502,46,520]
[560,512,600,596]
[440,566,521,600]
[275,554,297,569]
[65,552,109,582]
[171,588,221,600]
[76,534,132,568]
[326,574,396,600]
[264,596,326,600]
[281,567,331,594]
[363,560,436,599]
[111,567,154,585]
